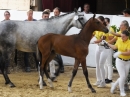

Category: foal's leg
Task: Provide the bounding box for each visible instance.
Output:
[44,62,53,88]
[39,55,49,89]
[68,59,80,92]
[38,63,47,86]
[43,53,56,87]
[81,59,96,93]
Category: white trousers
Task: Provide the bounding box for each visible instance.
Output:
[49,60,57,77]
[104,48,113,80]
[95,46,110,82]
[113,58,130,93]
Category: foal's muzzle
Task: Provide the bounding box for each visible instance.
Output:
[104,28,109,33]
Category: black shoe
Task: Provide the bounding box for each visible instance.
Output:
[105,79,112,84]
[105,79,108,82]
[0,70,2,74]
[25,67,31,72]
[124,84,129,91]
[60,67,64,73]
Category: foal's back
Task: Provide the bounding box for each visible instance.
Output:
[38,33,88,57]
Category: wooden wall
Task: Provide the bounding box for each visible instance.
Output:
[0,0,30,10]
[96,0,126,15]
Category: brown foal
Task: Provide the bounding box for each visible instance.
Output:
[37,14,108,93]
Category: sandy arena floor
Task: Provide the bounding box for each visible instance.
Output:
[0,66,130,97]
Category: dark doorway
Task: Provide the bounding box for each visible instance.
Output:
[42,0,97,13]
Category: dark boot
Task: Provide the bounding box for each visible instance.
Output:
[60,67,64,73]
[25,67,31,72]
[105,79,112,84]
[0,70,2,74]
[54,54,64,73]
[47,65,50,72]
[7,67,10,74]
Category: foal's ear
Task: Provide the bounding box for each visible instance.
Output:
[74,8,77,13]
[93,13,96,19]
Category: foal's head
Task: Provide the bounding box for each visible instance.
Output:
[88,14,108,33]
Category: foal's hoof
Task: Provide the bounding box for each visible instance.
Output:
[68,87,72,93]
[43,83,47,86]
[50,77,56,81]
[9,83,16,87]
[91,88,96,93]
[43,80,47,86]
[5,82,15,87]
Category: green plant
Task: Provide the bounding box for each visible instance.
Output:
[111,25,117,32]
[111,25,120,32]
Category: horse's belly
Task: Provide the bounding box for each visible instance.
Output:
[16,43,36,52]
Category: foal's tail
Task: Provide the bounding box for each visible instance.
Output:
[36,43,41,63]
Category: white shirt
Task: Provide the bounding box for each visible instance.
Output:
[81,11,92,15]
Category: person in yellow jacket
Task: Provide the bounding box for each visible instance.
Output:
[108,20,130,91]
[103,30,130,97]
[90,16,111,88]
[104,18,115,83]
[108,20,129,44]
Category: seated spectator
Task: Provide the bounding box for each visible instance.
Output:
[44,9,51,15]
[24,9,38,72]
[3,11,10,21]
[122,8,130,17]
[41,11,50,20]
[82,3,92,14]
[52,7,61,18]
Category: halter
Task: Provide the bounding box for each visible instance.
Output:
[77,15,85,27]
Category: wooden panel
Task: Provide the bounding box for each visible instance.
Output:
[0,0,30,10]
[97,0,126,14]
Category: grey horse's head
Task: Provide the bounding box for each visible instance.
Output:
[71,8,87,29]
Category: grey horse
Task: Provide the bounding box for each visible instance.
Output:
[0,9,87,87]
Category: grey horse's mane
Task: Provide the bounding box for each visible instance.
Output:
[43,11,74,21]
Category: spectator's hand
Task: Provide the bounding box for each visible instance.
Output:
[113,52,122,58]
[98,41,104,46]
[101,36,106,40]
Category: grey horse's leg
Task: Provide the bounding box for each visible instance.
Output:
[53,54,63,78]
[0,55,15,87]
[68,59,80,92]
[54,54,64,73]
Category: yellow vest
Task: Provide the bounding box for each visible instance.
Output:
[109,27,115,36]
[115,38,130,60]
[93,31,110,42]
[93,31,104,40]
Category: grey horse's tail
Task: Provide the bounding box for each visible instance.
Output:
[36,43,41,63]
